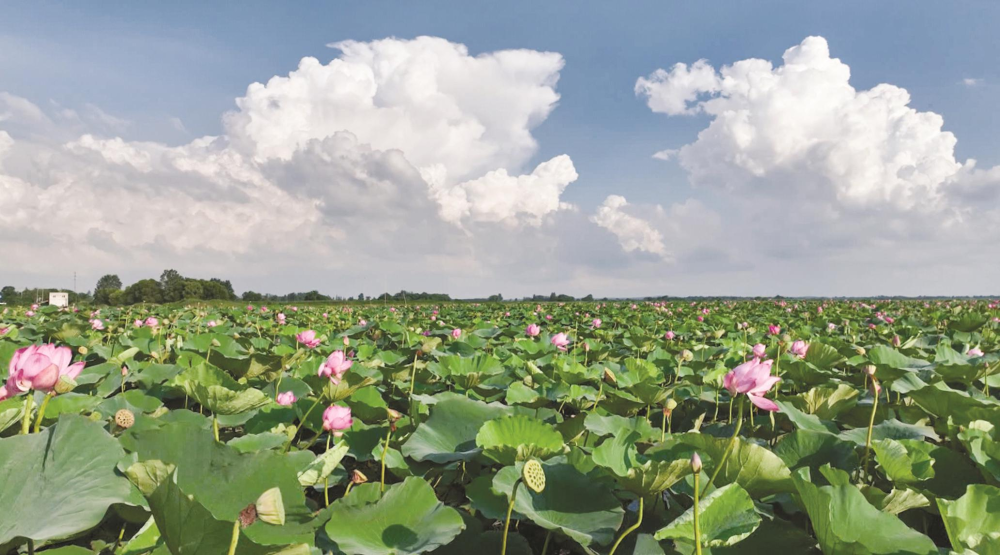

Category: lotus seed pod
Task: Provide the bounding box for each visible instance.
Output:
[680,350,694,362]
[855,347,866,356]
[864,365,876,376]
[78,346,89,355]
[54,375,78,395]
[351,469,369,485]
[665,399,678,411]
[603,367,618,384]
[114,409,135,429]
[254,487,285,526]
[233,333,241,339]
[690,452,703,473]
[522,459,546,493]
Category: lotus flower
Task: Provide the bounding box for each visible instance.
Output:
[6,344,85,395]
[592,318,602,329]
[969,347,984,357]
[525,324,541,337]
[358,319,367,327]
[134,319,143,328]
[275,391,297,406]
[451,328,461,339]
[323,405,353,435]
[665,331,675,340]
[276,313,286,325]
[318,351,352,384]
[789,340,808,358]
[25,311,34,317]
[145,317,159,328]
[723,358,780,411]
[207,320,218,328]
[551,333,570,351]
[768,325,780,336]
[296,330,321,349]
[90,319,104,331]
[752,343,766,358]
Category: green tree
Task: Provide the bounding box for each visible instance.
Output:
[125,279,163,304]
[242,291,263,302]
[159,269,185,302]
[182,279,204,300]
[0,286,17,305]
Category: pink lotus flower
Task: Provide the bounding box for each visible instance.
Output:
[827,323,836,331]
[246,305,254,311]
[545,314,553,321]
[31,304,38,310]
[358,319,367,327]
[134,319,143,328]
[318,351,353,384]
[526,324,541,337]
[723,358,780,412]
[0,327,8,337]
[206,320,218,328]
[768,325,780,336]
[969,347,984,357]
[551,333,570,351]
[5,344,85,396]
[789,340,808,358]
[451,328,461,339]
[592,318,602,329]
[323,405,353,435]
[817,307,823,314]
[296,330,321,349]
[90,319,104,331]
[892,335,901,347]
[697,316,704,322]
[276,313,286,325]
[145,317,159,328]
[25,311,35,317]
[665,331,675,340]
[276,391,297,406]
[752,343,766,358]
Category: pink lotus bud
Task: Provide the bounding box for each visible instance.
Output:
[451,328,461,339]
[322,405,353,434]
[691,452,703,473]
[526,324,541,337]
[752,344,766,358]
[275,391,297,406]
[664,331,675,340]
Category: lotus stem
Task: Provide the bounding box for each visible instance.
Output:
[20,394,34,435]
[693,472,703,555]
[284,395,324,453]
[540,530,553,555]
[862,382,880,480]
[707,395,744,490]
[226,519,240,555]
[213,415,220,442]
[501,478,522,555]
[608,496,643,555]
[33,393,53,433]
[325,435,331,507]
[380,424,392,494]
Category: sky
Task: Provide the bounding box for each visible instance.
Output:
[1,1,999,298]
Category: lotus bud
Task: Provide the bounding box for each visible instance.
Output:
[680,350,693,362]
[690,452,703,473]
[233,333,241,339]
[603,368,618,384]
[254,487,285,526]
[522,459,546,493]
[343,336,350,347]
[121,365,128,377]
[114,409,135,429]
[351,469,368,485]
[855,347,866,356]
[54,375,77,395]
[864,365,876,376]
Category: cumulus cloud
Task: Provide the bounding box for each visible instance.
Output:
[637,36,988,211]
[0,37,598,294]
[591,195,669,258]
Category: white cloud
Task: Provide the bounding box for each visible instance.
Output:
[591,195,669,258]
[962,78,983,87]
[637,36,980,211]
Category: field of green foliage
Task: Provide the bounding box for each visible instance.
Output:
[1,299,999,554]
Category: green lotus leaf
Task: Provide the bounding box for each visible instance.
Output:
[654,483,761,548]
[0,415,132,548]
[323,477,465,555]
[937,484,1000,555]
[476,414,564,465]
[402,396,508,463]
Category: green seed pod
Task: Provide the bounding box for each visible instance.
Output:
[255,487,285,526]
[855,346,866,356]
[54,375,77,395]
[522,459,546,493]
[680,349,694,362]
[665,398,678,411]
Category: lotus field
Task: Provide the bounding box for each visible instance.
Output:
[3,299,1000,555]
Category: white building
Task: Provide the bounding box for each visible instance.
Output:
[49,292,69,307]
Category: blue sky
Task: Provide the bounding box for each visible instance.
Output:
[2,2,999,297]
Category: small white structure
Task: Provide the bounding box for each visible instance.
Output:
[49,292,69,307]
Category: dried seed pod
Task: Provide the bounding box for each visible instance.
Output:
[114,409,135,429]
[351,469,369,485]
[522,459,546,493]
[239,503,258,527]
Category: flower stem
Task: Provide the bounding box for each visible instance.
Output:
[20,394,34,435]
[213,415,220,442]
[608,496,643,555]
[380,425,392,494]
[693,472,703,555]
[33,393,53,433]
[540,530,553,555]
[707,395,744,490]
[501,478,522,555]
[283,396,323,453]
[324,435,331,507]
[226,520,240,555]
[861,383,880,480]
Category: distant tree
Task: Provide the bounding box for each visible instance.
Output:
[242,291,263,302]
[159,269,185,302]
[125,279,163,304]
[0,285,17,304]
[210,278,236,299]
[201,280,229,300]
[358,293,365,301]
[582,294,594,301]
[182,279,204,300]
[108,290,126,306]
[95,274,123,291]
